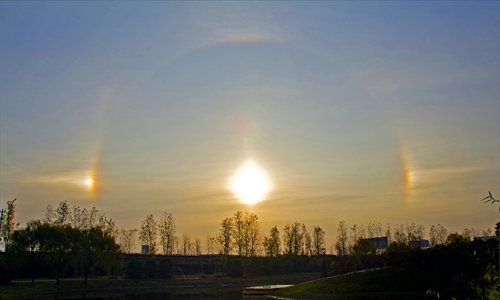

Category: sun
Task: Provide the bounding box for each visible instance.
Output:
[83,176,95,191]
[229,160,272,205]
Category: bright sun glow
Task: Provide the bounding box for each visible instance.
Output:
[229,160,272,205]
[83,177,94,190]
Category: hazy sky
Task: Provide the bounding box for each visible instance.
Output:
[1,2,499,246]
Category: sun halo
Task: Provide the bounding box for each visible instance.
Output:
[229,160,272,205]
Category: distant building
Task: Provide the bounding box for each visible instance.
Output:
[363,237,388,249]
[141,245,150,255]
[409,239,430,249]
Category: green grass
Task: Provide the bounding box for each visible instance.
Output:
[276,269,472,299]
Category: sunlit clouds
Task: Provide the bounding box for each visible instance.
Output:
[229,160,272,205]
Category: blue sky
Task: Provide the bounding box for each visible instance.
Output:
[1,2,499,247]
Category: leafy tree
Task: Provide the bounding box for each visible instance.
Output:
[354,239,377,256]
[79,226,121,284]
[140,214,158,255]
[9,220,49,285]
[45,225,76,285]
[445,232,470,245]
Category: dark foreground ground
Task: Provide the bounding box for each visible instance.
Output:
[0,273,318,300]
[276,268,475,299]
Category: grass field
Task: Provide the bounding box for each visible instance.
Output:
[276,268,473,299]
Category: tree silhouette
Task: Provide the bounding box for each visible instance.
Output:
[140,214,158,255]
[481,191,499,211]
[159,212,176,255]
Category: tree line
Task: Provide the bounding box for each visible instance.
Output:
[1,200,121,285]
[133,209,492,257]
[3,200,494,259]
[1,199,497,287]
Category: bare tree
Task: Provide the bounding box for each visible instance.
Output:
[283,224,293,255]
[283,222,305,255]
[0,199,17,250]
[263,226,281,257]
[302,224,312,255]
[43,201,70,226]
[348,224,364,254]
[312,225,325,256]
[233,211,245,256]
[429,224,448,246]
[481,228,492,236]
[159,212,176,255]
[195,238,202,256]
[406,223,425,245]
[69,206,100,230]
[393,224,407,245]
[206,235,218,254]
[367,220,382,238]
[335,220,348,256]
[174,236,180,255]
[385,224,392,244]
[140,214,158,254]
[181,234,192,255]
[119,228,138,253]
[55,201,70,226]
[218,217,233,255]
[245,212,260,257]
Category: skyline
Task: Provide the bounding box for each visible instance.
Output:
[1,2,499,246]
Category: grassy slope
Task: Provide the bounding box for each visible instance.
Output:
[276,269,472,299]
